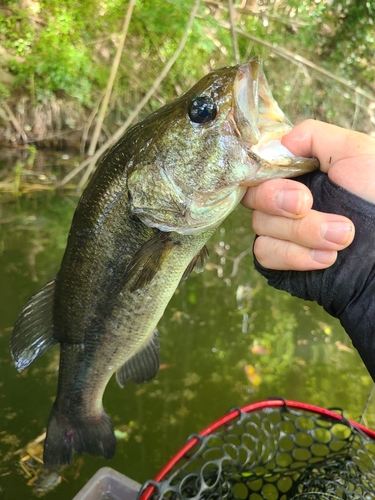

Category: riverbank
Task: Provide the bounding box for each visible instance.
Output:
[0,96,99,151]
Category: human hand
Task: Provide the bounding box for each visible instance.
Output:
[242,120,375,270]
[243,120,375,381]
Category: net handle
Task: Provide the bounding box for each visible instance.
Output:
[138,398,375,500]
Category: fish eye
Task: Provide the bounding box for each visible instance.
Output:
[188,96,217,124]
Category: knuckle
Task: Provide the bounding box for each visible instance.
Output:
[252,181,280,212]
[277,240,309,270]
[290,218,303,241]
[251,210,264,234]
[282,241,298,266]
[291,215,321,246]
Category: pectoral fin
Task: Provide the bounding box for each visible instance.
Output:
[10,278,58,372]
[116,330,160,387]
[123,231,175,292]
[179,245,209,284]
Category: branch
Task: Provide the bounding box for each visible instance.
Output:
[87,0,136,156]
[230,247,251,278]
[57,0,201,190]
[228,0,240,64]
[1,102,28,143]
[217,20,375,102]
[80,91,105,154]
[237,8,311,28]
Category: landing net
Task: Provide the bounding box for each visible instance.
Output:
[139,399,375,500]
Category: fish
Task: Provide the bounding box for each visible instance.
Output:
[10,56,319,466]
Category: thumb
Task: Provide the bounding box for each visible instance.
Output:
[281,119,375,202]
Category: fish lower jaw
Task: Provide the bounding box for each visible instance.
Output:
[240,156,319,186]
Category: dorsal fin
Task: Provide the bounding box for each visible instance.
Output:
[10,278,57,372]
[116,330,160,387]
[179,245,209,285]
[123,231,175,292]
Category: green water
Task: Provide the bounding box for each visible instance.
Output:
[0,156,374,499]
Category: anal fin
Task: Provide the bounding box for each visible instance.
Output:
[10,278,57,372]
[116,330,160,387]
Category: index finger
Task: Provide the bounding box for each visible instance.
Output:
[241,178,313,217]
[281,119,375,172]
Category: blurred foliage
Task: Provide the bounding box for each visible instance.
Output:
[0,0,374,138]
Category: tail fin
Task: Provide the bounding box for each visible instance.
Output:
[43,404,117,465]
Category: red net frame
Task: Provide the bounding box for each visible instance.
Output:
[139,398,375,500]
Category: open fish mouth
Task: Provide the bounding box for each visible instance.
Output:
[233,57,319,185]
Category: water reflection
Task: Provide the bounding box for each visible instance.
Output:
[0,155,373,499]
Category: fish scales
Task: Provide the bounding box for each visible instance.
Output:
[10,57,319,465]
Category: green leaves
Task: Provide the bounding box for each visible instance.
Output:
[0,0,374,135]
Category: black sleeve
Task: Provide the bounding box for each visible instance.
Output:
[253,170,375,381]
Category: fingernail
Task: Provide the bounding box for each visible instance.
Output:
[311,249,337,264]
[321,222,353,245]
[276,189,309,215]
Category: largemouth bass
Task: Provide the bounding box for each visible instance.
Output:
[10,57,318,466]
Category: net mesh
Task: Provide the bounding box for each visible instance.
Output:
[142,404,375,500]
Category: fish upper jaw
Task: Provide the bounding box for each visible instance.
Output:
[233,57,292,146]
[233,58,319,183]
